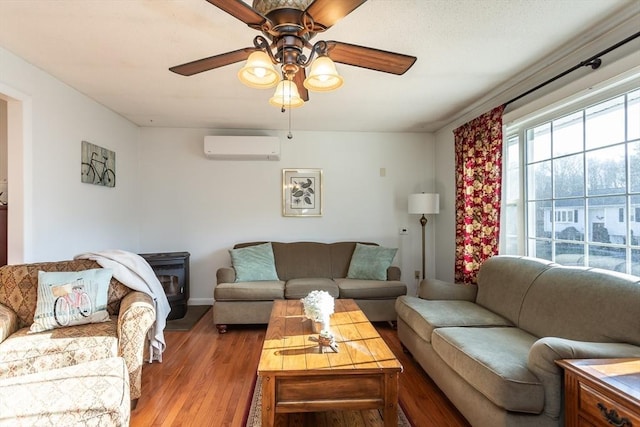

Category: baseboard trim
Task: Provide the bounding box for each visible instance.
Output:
[187,297,214,306]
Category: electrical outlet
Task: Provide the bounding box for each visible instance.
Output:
[399,227,408,235]
[414,270,420,279]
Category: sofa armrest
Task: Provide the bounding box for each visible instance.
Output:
[116,291,155,401]
[418,279,478,301]
[387,266,401,281]
[0,303,18,344]
[527,337,640,418]
[217,267,236,284]
[529,337,640,374]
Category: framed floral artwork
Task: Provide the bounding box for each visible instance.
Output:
[282,168,322,217]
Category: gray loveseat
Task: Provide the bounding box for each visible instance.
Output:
[395,255,640,427]
[214,241,407,333]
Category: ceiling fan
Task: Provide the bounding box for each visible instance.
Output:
[169,0,417,107]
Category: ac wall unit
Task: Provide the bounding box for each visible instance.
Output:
[204,135,280,160]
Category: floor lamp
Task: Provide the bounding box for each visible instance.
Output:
[408,193,440,280]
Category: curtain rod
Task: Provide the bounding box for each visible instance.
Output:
[503,31,640,108]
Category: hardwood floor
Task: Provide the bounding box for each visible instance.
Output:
[131,308,470,427]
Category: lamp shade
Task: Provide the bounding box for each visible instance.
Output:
[303,56,344,92]
[269,79,305,108]
[237,51,279,89]
[408,193,440,215]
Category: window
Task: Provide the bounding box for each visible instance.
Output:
[504,86,640,276]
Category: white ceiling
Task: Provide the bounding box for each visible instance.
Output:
[0,0,636,133]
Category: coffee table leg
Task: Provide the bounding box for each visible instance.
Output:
[383,372,399,427]
[261,375,276,427]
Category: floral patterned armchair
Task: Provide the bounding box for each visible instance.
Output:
[0,260,156,405]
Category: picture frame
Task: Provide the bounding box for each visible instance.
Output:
[81,140,116,187]
[282,168,322,217]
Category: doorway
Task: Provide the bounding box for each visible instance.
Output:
[0,83,30,264]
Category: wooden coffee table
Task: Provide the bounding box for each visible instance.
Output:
[258,299,403,427]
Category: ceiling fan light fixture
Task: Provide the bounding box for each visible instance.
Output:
[303,55,344,92]
[237,51,279,89]
[269,79,304,108]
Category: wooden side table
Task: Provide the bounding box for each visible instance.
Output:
[556,358,640,426]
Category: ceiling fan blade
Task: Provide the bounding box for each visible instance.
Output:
[169,48,255,76]
[205,0,267,29]
[293,69,309,102]
[326,41,416,75]
[304,0,367,30]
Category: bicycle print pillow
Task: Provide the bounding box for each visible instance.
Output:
[29,268,112,333]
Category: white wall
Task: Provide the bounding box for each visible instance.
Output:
[0,46,140,262]
[137,128,436,303]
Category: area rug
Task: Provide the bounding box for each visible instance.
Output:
[245,376,413,426]
[164,305,210,331]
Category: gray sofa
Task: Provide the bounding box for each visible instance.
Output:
[214,241,407,333]
[395,255,640,427]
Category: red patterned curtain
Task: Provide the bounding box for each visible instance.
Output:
[454,106,505,284]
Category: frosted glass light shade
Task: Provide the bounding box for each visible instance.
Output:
[303,56,344,92]
[269,79,304,108]
[408,193,440,215]
[237,51,279,89]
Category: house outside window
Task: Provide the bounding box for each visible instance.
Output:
[503,85,640,276]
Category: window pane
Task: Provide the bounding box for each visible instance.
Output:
[553,111,583,157]
[506,135,520,201]
[528,239,551,261]
[586,144,626,196]
[588,245,626,272]
[631,195,640,247]
[586,96,625,150]
[628,89,640,141]
[555,242,584,266]
[588,196,626,243]
[555,199,584,241]
[528,160,551,200]
[632,249,640,276]
[504,236,518,255]
[554,154,584,198]
[630,141,640,193]
[527,123,551,163]
[528,200,551,239]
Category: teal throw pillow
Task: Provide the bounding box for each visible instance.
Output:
[347,243,398,280]
[30,268,112,333]
[230,243,279,282]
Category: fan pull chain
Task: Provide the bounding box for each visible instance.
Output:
[286,80,293,139]
[287,102,293,139]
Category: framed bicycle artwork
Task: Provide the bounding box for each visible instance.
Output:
[282,168,322,217]
[81,140,116,187]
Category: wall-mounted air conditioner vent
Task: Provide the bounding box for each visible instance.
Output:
[204,136,280,160]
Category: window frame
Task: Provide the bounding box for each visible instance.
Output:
[503,78,640,275]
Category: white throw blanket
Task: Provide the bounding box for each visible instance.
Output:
[74,249,171,362]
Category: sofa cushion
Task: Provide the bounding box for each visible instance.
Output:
[395,296,513,343]
[519,266,640,345]
[432,326,544,414]
[0,320,118,379]
[214,281,285,301]
[335,279,406,299]
[284,278,339,299]
[30,269,112,333]
[270,242,333,280]
[347,243,397,280]
[230,243,279,282]
[475,256,555,326]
